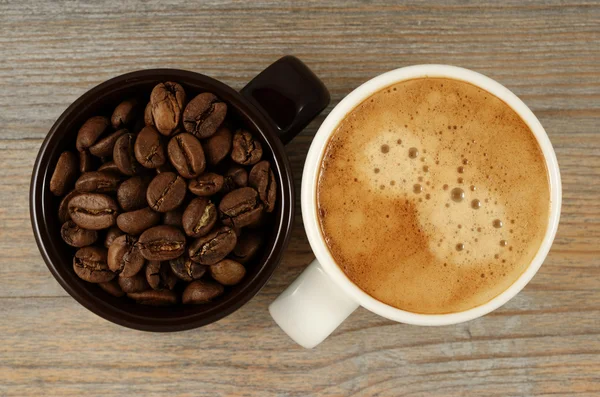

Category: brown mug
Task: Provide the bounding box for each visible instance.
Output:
[30,56,330,331]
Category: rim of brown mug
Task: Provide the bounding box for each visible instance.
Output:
[30,69,295,332]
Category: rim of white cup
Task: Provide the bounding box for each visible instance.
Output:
[301,64,562,326]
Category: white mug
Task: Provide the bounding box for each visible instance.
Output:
[269,65,562,349]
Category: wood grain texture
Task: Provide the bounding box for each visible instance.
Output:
[1,0,599,396]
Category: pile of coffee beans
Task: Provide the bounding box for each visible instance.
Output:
[49,82,276,306]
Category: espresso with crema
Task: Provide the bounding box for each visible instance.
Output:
[317,78,550,314]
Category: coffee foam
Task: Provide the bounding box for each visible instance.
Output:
[317,78,550,314]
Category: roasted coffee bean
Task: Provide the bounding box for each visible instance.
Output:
[138,225,186,261]
[104,227,124,248]
[89,128,128,157]
[68,193,118,230]
[156,162,175,173]
[169,254,207,282]
[107,235,145,277]
[183,93,227,138]
[145,261,178,291]
[167,133,206,178]
[162,209,183,227]
[210,259,246,286]
[75,171,122,193]
[98,160,121,174]
[188,226,237,265]
[116,207,160,235]
[117,176,150,211]
[226,165,248,188]
[188,173,224,196]
[128,289,177,305]
[231,130,262,165]
[73,246,114,283]
[182,198,217,238]
[58,190,80,223]
[182,280,224,304]
[111,98,139,129]
[202,126,232,165]
[76,116,110,152]
[79,150,95,173]
[230,232,263,264]
[98,279,125,297]
[146,172,186,212]
[134,126,166,169]
[222,164,248,194]
[144,101,154,126]
[151,82,186,136]
[249,160,277,213]
[118,272,150,293]
[61,220,98,247]
[50,151,79,196]
[113,133,141,176]
[219,187,264,228]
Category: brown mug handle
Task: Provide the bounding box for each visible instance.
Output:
[241,56,330,145]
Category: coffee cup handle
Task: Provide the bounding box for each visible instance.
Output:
[269,259,360,349]
[241,56,330,144]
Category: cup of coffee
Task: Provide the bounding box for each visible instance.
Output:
[30,56,329,331]
[270,65,562,348]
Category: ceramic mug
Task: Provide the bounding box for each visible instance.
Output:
[270,65,562,348]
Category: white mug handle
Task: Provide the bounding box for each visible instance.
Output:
[269,259,360,348]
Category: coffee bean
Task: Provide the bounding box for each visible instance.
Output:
[168,133,206,178]
[50,151,79,196]
[210,259,246,285]
[145,261,178,291]
[249,160,277,213]
[162,209,183,227]
[146,172,186,212]
[226,165,248,188]
[222,164,249,194]
[61,220,98,247]
[104,227,124,248]
[169,254,207,282]
[219,187,264,228]
[98,160,121,174]
[113,133,141,176]
[231,130,262,165]
[117,207,160,235]
[79,150,95,173]
[188,173,224,197]
[117,176,150,212]
[76,116,110,152]
[203,126,232,165]
[183,93,227,138]
[107,235,145,277]
[58,190,81,224]
[144,101,154,126]
[182,198,217,238]
[230,232,263,264]
[118,272,150,293]
[128,289,177,306]
[182,280,224,304]
[138,225,186,261]
[89,128,128,157]
[151,82,186,136]
[111,98,139,129]
[188,226,237,265]
[73,246,114,283]
[68,193,118,230]
[75,171,122,193]
[98,279,125,297]
[134,126,166,169]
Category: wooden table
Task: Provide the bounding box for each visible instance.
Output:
[1,1,599,396]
